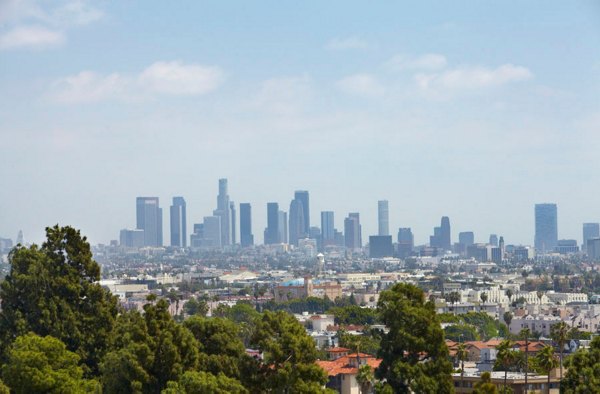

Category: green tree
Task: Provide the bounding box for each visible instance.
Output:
[376,283,453,393]
[503,312,512,327]
[534,345,558,394]
[182,297,209,317]
[505,289,513,304]
[444,324,480,342]
[183,316,247,379]
[472,371,497,394]
[549,321,568,381]
[561,336,600,393]
[162,371,247,394]
[480,292,488,304]
[249,310,328,393]
[2,333,99,393]
[456,343,468,390]
[494,339,517,391]
[0,226,119,373]
[356,364,375,394]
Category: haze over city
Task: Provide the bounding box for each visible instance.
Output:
[1,1,600,245]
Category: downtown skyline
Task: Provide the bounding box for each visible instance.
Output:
[1,1,599,245]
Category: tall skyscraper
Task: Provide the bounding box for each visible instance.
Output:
[294,190,310,236]
[239,203,254,247]
[213,178,231,247]
[202,216,221,248]
[344,212,362,250]
[583,223,600,253]
[230,201,236,245]
[489,234,498,247]
[170,197,187,247]
[535,203,558,253]
[440,216,451,250]
[264,202,279,244]
[278,210,288,244]
[321,211,335,247]
[397,228,414,258]
[136,197,163,246]
[289,198,305,246]
[378,200,389,236]
[459,231,475,246]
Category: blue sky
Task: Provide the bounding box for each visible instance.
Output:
[1,0,599,245]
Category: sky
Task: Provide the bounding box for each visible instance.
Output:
[1,0,600,246]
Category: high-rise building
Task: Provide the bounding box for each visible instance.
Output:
[440,216,451,250]
[378,200,389,236]
[239,203,254,247]
[587,238,600,261]
[16,230,24,245]
[459,232,475,246]
[294,190,310,236]
[120,229,145,248]
[321,211,335,247]
[136,197,163,246]
[278,210,288,244]
[489,234,498,247]
[344,212,362,250]
[264,202,279,244]
[369,235,393,258]
[201,216,221,248]
[535,203,558,253]
[397,228,414,258]
[170,197,187,247]
[583,223,600,253]
[230,201,236,245]
[213,179,231,247]
[289,198,305,246]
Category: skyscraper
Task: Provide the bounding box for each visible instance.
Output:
[170,197,187,247]
[397,228,414,258]
[344,212,362,250]
[264,202,279,244]
[230,201,236,245]
[489,234,498,247]
[278,210,288,244]
[378,200,389,236]
[459,231,475,246]
[289,198,305,246]
[136,197,163,246]
[294,190,310,236]
[321,211,335,247]
[535,203,558,253]
[583,223,600,253]
[240,203,254,247]
[213,178,231,247]
[440,216,451,250]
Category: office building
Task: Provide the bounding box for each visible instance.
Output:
[378,200,389,236]
[534,203,558,253]
[239,203,254,247]
[264,202,280,244]
[459,232,475,246]
[136,197,163,247]
[119,229,145,248]
[587,238,600,261]
[430,216,451,251]
[278,210,288,244]
[397,227,414,258]
[489,234,498,247]
[294,190,310,235]
[190,216,221,248]
[213,179,231,247]
[344,213,362,250]
[583,223,600,253]
[0,238,13,253]
[321,211,335,247]
[289,198,306,246]
[554,239,579,255]
[169,197,186,247]
[230,201,236,245]
[369,235,393,258]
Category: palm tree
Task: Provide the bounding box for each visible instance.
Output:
[535,345,558,394]
[495,339,516,392]
[480,292,489,304]
[456,342,468,389]
[506,288,513,304]
[519,327,531,394]
[356,364,374,394]
[550,321,569,381]
[503,311,513,327]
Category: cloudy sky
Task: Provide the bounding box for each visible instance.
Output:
[1,0,599,246]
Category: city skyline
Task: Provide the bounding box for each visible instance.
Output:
[1,1,599,246]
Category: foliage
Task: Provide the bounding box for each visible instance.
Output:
[162,371,247,394]
[0,226,119,373]
[338,328,382,355]
[182,297,209,317]
[248,310,328,393]
[534,345,558,391]
[561,336,600,393]
[329,305,380,326]
[376,283,453,393]
[2,333,99,393]
[472,371,497,394]
[444,324,480,342]
[356,364,375,394]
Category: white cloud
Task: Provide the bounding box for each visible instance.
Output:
[415,64,533,91]
[51,62,225,103]
[0,0,103,50]
[326,36,368,50]
[0,25,64,49]
[336,74,385,98]
[385,53,448,71]
[138,61,224,95]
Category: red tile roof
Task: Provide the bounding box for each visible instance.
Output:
[317,353,382,377]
